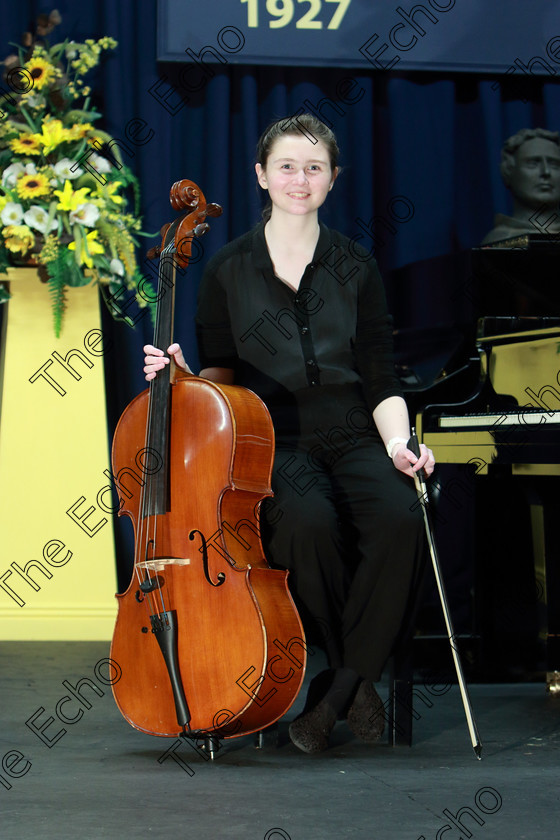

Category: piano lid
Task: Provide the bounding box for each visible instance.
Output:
[470,238,560,318]
[481,233,560,250]
[389,243,560,402]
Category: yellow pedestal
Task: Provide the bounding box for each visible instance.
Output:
[0,268,117,639]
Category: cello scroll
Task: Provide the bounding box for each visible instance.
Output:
[145,179,223,267]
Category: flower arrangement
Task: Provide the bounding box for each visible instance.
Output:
[0,11,150,336]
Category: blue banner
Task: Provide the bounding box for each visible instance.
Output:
[157,0,560,74]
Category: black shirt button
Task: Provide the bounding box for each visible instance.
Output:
[301,326,309,335]
[310,380,318,386]
[306,359,315,366]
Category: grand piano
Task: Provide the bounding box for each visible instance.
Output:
[394,236,560,690]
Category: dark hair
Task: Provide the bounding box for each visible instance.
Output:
[256,114,340,220]
[257,113,340,170]
[500,128,560,185]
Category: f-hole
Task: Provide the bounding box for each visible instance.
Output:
[189,529,225,587]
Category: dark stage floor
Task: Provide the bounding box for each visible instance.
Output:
[1,642,558,839]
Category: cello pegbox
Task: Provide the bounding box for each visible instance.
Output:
[169,180,201,210]
[145,179,221,265]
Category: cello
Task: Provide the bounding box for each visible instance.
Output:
[110,179,306,750]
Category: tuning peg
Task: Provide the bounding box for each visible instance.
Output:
[146,223,172,259]
[194,223,210,237]
[206,203,223,217]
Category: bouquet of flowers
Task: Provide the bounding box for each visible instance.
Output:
[0,11,150,336]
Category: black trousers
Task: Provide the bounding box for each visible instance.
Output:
[261,386,425,683]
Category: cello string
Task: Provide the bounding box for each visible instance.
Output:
[132,239,173,621]
[152,241,176,621]
[156,243,180,623]
[142,239,177,621]
[141,255,164,619]
[135,343,158,621]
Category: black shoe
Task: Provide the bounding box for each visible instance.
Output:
[289,700,337,754]
[346,681,385,742]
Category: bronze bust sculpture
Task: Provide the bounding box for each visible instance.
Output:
[482,128,560,245]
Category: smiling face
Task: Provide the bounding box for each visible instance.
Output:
[508,137,560,210]
[255,134,338,220]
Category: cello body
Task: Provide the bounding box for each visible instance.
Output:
[109,181,305,739]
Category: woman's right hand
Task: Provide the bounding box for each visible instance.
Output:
[143,343,191,381]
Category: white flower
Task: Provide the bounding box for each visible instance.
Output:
[0,202,24,225]
[88,153,112,174]
[21,93,44,109]
[110,257,125,276]
[54,158,83,180]
[65,42,78,59]
[23,206,58,234]
[69,203,100,227]
[2,163,25,188]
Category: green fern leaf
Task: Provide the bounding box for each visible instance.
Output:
[44,254,68,338]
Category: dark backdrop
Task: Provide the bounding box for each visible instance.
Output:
[3,1,558,654]
[5,1,559,404]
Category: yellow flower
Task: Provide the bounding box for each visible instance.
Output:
[9,133,42,155]
[35,119,72,154]
[98,181,124,205]
[87,135,105,150]
[98,37,118,50]
[25,56,56,90]
[66,123,94,140]
[53,179,91,211]
[16,172,51,199]
[2,225,35,255]
[68,228,105,268]
[38,234,59,264]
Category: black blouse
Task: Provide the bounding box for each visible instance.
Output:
[195,222,402,426]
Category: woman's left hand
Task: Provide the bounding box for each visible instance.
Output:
[392,442,435,479]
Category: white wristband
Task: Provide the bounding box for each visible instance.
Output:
[386,436,408,459]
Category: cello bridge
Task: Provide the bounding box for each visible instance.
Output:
[143,557,191,571]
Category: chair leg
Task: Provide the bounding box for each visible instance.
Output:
[386,511,433,746]
[387,667,413,746]
[387,639,414,746]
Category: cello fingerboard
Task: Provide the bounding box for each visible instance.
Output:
[142,246,177,517]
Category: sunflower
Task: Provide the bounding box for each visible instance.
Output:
[9,133,42,156]
[25,56,57,90]
[16,172,51,199]
[66,122,94,140]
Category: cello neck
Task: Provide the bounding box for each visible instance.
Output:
[143,244,178,518]
[140,179,222,519]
